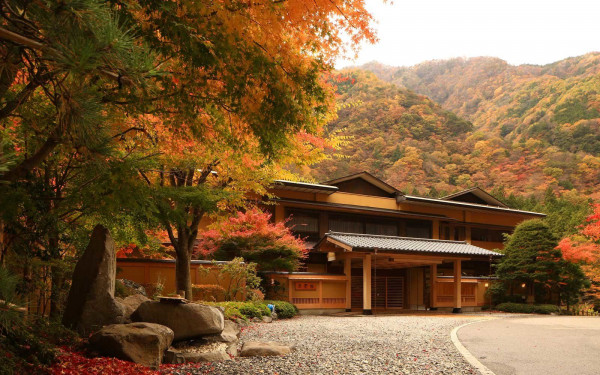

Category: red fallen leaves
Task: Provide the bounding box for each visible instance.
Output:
[49,348,158,375]
[49,347,216,375]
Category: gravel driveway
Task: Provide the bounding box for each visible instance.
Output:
[165,314,488,375]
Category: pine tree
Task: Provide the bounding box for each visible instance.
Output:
[496,220,563,303]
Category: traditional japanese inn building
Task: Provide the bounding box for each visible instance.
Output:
[263,172,545,314]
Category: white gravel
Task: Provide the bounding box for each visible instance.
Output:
[163,314,488,375]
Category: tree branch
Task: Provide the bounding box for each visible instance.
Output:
[0,26,134,85]
[0,126,61,181]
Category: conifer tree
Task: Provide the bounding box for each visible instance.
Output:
[496,219,587,304]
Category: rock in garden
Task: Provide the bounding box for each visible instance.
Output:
[240,341,293,357]
[62,225,125,334]
[204,320,240,344]
[89,322,174,369]
[164,342,232,364]
[117,278,147,296]
[117,294,151,322]
[261,315,273,323]
[203,320,241,356]
[132,301,224,341]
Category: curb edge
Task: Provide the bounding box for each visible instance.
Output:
[451,320,496,375]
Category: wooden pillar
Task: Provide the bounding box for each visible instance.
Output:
[430,264,438,310]
[362,254,372,315]
[432,219,440,239]
[453,259,462,313]
[275,205,285,223]
[344,257,352,312]
[318,280,323,306]
[319,212,329,237]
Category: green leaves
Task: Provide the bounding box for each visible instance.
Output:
[496,219,588,304]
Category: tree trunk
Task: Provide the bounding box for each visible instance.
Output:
[49,265,63,320]
[174,244,193,299]
[0,220,5,266]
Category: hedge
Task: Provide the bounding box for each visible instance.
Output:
[264,300,299,319]
[205,300,299,321]
[495,302,559,314]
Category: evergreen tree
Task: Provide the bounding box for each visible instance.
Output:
[496,220,563,303]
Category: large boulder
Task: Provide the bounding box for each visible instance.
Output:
[240,341,293,357]
[62,225,125,334]
[117,294,151,323]
[89,322,174,369]
[132,301,224,341]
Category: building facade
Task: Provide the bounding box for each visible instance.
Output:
[263,172,545,314]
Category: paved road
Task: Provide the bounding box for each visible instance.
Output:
[458,316,600,375]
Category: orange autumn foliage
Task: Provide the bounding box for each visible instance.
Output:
[558,204,600,299]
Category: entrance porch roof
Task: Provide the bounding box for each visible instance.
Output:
[315,232,502,258]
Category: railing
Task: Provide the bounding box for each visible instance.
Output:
[292,297,320,305]
[292,297,346,309]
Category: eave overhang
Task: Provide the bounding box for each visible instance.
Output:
[272,180,338,195]
[315,232,503,259]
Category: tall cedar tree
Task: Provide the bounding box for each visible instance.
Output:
[496,220,563,303]
[497,219,588,304]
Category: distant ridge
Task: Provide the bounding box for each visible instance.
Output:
[308,54,600,200]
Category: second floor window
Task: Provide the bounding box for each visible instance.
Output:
[405,220,432,239]
[365,221,398,236]
[329,216,363,234]
[471,227,507,242]
[286,210,320,242]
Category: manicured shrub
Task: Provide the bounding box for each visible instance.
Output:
[238,302,271,319]
[496,302,559,314]
[265,300,299,319]
[207,300,297,320]
[532,304,560,314]
[206,301,271,320]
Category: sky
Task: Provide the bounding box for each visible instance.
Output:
[337,0,600,68]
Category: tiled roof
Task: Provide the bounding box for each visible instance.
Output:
[322,232,502,257]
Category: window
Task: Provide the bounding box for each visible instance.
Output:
[405,220,432,239]
[471,227,507,242]
[329,215,399,236]
[329,215,363,234]
[454,226,466,241]
[365,221,398,236]
[439,223,465,241]
[286,210,320,242]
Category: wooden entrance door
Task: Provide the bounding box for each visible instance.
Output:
[351,275,404,309]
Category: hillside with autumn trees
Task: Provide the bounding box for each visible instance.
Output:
[349,53,600,199]
[309,56,600,202]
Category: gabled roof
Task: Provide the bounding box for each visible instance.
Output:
[403,195,545,217]
[442,187,507,208]
[322,171,403,196]
[317,232,502,257]
[272,180,338,195]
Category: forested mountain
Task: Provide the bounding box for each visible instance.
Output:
[310,60,600,200]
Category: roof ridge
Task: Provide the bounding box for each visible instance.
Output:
[326,231,469,245]
[404,195,544,215]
